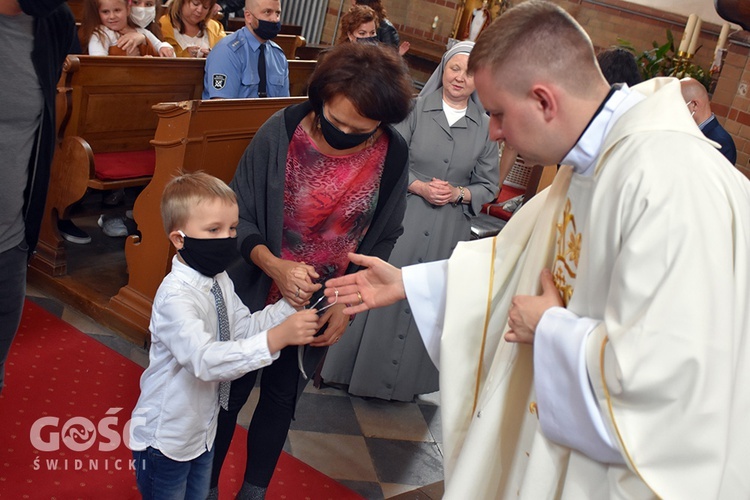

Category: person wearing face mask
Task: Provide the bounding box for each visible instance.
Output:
[129,0,164,41]
[336,4,379,46]
[322,41,500,401]
[208,43,413,500]
[203,0,288,99]
[352,0,409,55]
[680,76,737,164]
[129,171,318,500]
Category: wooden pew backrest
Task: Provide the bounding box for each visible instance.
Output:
[274,34,306,59]
[57,55,205,152]
[33,55,205,277]
[288,59,316,97]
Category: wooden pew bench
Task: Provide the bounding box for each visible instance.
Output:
[33,55,206,277]
[33,55,315,278]
[109,97,306,341]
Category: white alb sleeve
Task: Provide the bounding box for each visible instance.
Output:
[534,306,624,464]
[402,260,448,370]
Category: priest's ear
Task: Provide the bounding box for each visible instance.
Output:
[529,84,558,123]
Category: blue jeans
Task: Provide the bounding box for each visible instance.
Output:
[0,240,28,394]
[133,446,214,500]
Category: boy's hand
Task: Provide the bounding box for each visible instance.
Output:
[0,0,22,16]
[267,309,318,353]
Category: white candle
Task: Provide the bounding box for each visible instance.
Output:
[715,22,730,56]
[679,13,698,54]
[687,17,702,56]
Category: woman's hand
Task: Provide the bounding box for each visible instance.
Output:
[414,178,454,206]
[325,253,405,315]
[398,41,411,56]
[310,303,349,347]
[268,258,321,308]
[117,30,146,54]
[187,46,211,58]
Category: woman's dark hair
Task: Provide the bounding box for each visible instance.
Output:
[336,5,378,45]
[596,47,643,87]
[355,0,387,20]
[308,43,413,125]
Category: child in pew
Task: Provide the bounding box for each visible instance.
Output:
[128,172,319,499]
[80,0,175,56]
[129,0,166,42]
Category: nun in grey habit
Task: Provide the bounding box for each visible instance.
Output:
[321,41,500,401]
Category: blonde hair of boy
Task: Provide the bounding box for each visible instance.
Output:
[160,171,237,235]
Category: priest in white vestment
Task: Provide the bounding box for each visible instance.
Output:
[326,2,750,498]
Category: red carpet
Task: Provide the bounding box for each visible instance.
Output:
[0,300,362,499]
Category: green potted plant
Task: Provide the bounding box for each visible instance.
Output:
[618,29,711,90]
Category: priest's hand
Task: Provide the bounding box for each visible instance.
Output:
[324,253,405,315]
[506,269,563,344]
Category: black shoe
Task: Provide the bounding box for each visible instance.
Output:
[58,219,92,244]
[102,188,125,207]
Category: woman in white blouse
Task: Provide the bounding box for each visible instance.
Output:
[159,0,226,58]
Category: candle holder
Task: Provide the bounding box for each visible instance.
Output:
[673,52,693,78]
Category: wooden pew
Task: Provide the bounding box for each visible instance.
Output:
[109,97,306,341]
[67,0,84,22]
[34,55,314,278]
[33,55,206,277]
[288,59,316,97]
[296,44,327,61]
[274,34,307,59]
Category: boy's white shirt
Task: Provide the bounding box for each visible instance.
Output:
[88,25,171,55]
[129,255,294,461]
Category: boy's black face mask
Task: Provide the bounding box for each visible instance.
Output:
[178,232,239,277]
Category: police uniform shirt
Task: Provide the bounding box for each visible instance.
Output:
[202,27,289,99]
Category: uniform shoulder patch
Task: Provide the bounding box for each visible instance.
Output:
[212,73,227,90]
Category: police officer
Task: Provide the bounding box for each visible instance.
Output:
[203,0,288,99]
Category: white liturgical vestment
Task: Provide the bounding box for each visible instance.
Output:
[404,78,750,498]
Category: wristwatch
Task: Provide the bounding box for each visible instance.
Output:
[453,186,465,206]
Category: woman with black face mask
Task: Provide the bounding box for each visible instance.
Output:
[336,4,379,45]
[208,42,413,500]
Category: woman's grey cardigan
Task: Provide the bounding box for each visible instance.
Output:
[229,101,410,310]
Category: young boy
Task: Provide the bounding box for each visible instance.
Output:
[128,172,318,499]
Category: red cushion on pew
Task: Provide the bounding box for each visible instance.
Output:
[481,184,525,221]
[93,150,156,180]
